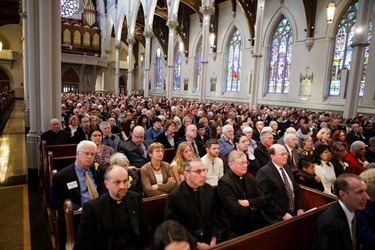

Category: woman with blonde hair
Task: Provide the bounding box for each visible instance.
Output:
[314,127,332,148]
[170,142,194,185]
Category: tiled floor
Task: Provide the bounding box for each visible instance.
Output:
[0,100,52,250]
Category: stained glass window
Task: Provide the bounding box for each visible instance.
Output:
[225,29,242,92]
[194,38,202,92]
[268,16,292,93]
[329,1,372,96]
[61,0,79,18]
[173,48,182,90]
[154,53,163,90]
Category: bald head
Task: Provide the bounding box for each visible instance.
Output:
[185,124,198,141]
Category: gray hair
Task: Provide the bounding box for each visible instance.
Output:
[285,127,296,134]
[109,152,130,165]
[99,121,110,130]
[284,133,297,144]
[242,126,253,133]
[228,150,245,163]
[351,140,366,152]
[222,124,234,134]
[360,169,375,200]
[183,158,203,172]
[76,140,97,153]
[260,130,272,140]
[368,137,375,147]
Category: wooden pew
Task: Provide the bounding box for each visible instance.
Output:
[211,186,337,250]
[64,194,168,248]
[63,186,334,249]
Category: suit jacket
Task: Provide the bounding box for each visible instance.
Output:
[155,131,178,149]
[217,170,267,237]
[50,163,104,249]
[74,192,150,250]
[73,127,90,143]
[165,181,222,243]
[312,202,353,250]
[254,143,270,168]
[140,161,176,197]
[117,140,152,168]
[285,146,300,171]
[255,161,303,221]
[252,129,261,142]
[218,137,235,157]
[40,129,70,150]
[102,134,121,151]
[175,138,206,158]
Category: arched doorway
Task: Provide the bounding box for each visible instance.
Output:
[62,67,80,93]
[119,75,127,95]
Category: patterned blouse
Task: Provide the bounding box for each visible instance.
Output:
[93,144,115,170]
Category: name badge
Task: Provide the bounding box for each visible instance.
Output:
[67,181,78,190]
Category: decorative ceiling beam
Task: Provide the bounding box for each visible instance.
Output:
[176,2,191,57]
[303,0,317,38]
[237,0,257,39]
[153,15,169,58]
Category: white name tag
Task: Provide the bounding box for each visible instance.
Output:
[67,181,78,190]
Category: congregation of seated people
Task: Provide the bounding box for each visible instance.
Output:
[44,93,375,249]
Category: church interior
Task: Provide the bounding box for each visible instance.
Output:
[0,0,374,249]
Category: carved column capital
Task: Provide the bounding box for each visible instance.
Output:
[115,42,122,50]
[143,31,154,39]
[199,6,215,16]
[166,20,179,30]
[126,38,136,45]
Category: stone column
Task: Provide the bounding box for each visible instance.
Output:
[166,20,178,100]
[343,0,371,118]
[51,0,61,118]
[26,0,40,170]
[21,0,29,131]
[127,38,135,96]
[199,3,215,102]
[250,0,265,106]
[114,41,121,94]
[143,31,153,97]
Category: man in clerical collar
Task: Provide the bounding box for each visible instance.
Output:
[75,165,150,250]
[165,158,222,249]
[218,150,267,240]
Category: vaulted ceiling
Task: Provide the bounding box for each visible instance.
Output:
[0,0,21,27]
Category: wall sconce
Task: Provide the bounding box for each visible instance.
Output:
[326,1,336,24]
[0,41,2,51]
[140,53,144,62]
[126,55,129,62]
[156,47,161,58]
[209,33,216,48]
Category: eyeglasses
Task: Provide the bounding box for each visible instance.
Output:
[133,134,144,139]
[91,134,102,137]
[188,169,207,174]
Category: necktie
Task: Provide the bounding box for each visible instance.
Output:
[139,144,146,158]
[279,167,294,212]
[191,141,199,157]
[352,217,357,250]
[85,171,98,199]
[291,151,297,171]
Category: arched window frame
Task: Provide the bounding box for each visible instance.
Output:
[154,50,163,90]
[224,28,242,93]
[328,0,372,97]
[173,44,182,90]
[266,15,293,94]
[194,37,202,93]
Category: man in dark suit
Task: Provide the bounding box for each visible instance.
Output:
[75,165,151,250]
[74,116,92,143]
[175,124,206,158]
[50,140,104,249]
[252,121,264,143]
[117,126,152,168]
[283,133,300,172]
[165,158,222,249]
[254,131,274,167]
[40,118,70,149]
[100,121,121,151]
[312,174,369,250]
[218,151,267,240]
[256,144,304,222]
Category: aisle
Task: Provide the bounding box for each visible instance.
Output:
[0,100,30,249]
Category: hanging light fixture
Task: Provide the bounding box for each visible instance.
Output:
[209,33,215,48]
[179,42,184,53]
[326,1,336,24]
[156,47,161,58]
[0,42,3,51]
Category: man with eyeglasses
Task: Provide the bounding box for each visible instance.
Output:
[218,150,267,240]
[256,144,304,222]
[50,140,105,249]
[118,126,152,168]
[165,158,222,249]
